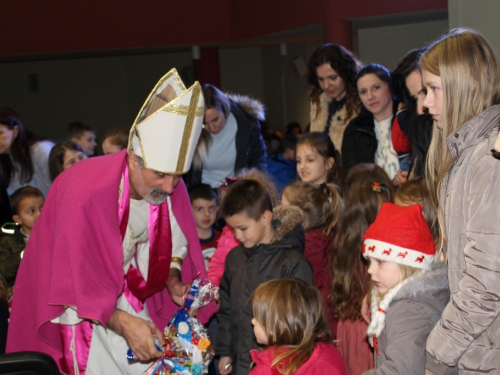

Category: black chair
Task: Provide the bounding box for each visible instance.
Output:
[0,351,59,375]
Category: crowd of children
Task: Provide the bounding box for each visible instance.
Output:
[189,28,499,375]
[1,27,500,374]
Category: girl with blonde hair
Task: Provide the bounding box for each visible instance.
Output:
[422,28,500,371]
[362,203,455,374]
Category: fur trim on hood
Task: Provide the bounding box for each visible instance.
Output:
[310,92,333,127]
[368,262,448,340]
[227,93,266,121]
[271,205,304,243]
[191,93,265,171]
[393,262,449,302]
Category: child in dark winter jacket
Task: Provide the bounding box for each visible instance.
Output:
[249,278,346,375]
[0,186,44,288]
[362,203,456,375]
[0,186,44,354]
[216,179,314,375]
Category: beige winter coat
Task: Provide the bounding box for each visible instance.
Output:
[310,92,359,152]
[426,105,500,373]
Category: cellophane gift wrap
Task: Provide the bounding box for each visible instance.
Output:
[127,278,218,375]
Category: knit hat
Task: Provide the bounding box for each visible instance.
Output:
[128,68,205,174]
[362,202,435,270]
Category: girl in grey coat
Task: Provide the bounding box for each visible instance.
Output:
[422,29,500,373]
[361,203,456,375]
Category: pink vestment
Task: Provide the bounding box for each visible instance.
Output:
[6,150,214,372]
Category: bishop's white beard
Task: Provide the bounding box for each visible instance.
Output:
[144,187,168,205]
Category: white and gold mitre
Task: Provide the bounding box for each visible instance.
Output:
[128,68,205,174]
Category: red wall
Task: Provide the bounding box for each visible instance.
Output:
[3,0,231,55]
[2,0,447,56]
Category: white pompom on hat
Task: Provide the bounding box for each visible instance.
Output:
[362,202,435,270]
[128,68,205,174]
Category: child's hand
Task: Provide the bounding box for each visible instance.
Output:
[219,356,232,374]
[393,169,408,186]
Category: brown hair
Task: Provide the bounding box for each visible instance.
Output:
[235,168,280,208]
[330,179,392,320]
[296,132,342,186]
[10,186,44,215]
[219,179,272,220]
[188,183,217,204]
[282,181,341,236]
[66,121,94,140]
[103,126,130,150]
[48,141,84,182]
[395,177,439,245]
[251,278,332,375]
[308,43,362,125]
[342,163,393,196]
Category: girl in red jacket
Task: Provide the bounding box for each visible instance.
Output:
[282,180,341,338]
[249,278,346,375]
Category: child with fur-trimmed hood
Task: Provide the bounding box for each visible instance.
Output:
[361,203,457,375]
[215,179,314,375]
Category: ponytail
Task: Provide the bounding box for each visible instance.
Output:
[282,181,342,236]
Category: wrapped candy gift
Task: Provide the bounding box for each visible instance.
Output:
[128,278,217,375]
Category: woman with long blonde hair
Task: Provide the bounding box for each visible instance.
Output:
[422,28,500,371]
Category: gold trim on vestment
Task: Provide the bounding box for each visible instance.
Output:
[176,83,201,173]
[163,104,204,117]
[171,257,184,265]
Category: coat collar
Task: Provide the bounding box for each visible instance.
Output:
[392,263,448,302]
[447,105,500,164]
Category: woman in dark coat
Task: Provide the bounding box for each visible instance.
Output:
[184,84,267,189]
[341,64,400,181]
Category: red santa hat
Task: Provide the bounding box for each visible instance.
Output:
[362,203,435,270]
